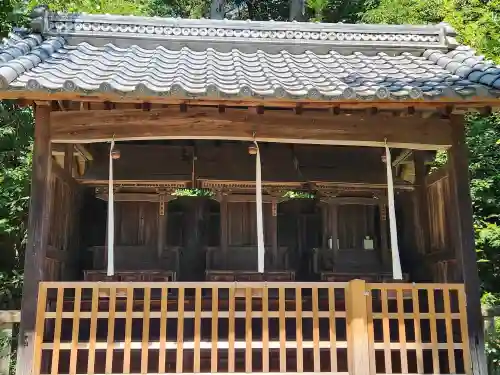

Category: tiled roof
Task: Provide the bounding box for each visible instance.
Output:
[1,6,500,102]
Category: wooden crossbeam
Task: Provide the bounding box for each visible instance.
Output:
[50,107,453,150]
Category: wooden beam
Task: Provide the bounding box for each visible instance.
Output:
[18,102,52,375]
[2,88,500,110]
[96,193,176,202]
[320,196,386,205]
[392,149,413,167]
[447,115,487,375]
[50,107,453,150]
[74,144,94,161]
[221,194,278,203]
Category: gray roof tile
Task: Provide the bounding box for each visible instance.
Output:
[0,10,500,101]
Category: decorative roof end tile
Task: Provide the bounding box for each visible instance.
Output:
[30,5,50,34]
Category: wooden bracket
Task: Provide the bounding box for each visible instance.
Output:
[271,201,278,217]
[159,199,165,216]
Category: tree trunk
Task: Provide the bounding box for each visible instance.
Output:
[210,0,225,19]
[289,0,305,21]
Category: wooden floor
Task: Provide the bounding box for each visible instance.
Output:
[34,281,471,375]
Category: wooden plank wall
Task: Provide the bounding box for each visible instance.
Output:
[227,202,273,246]
[426,170,452,254]
[115,202,158,247]
[337,205,377,250]
[45,163,81,281]
[425,166,459,282]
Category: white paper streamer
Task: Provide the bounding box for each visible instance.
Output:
[254,140,265,273]
[385,141,403,280]
[107,140,115,277]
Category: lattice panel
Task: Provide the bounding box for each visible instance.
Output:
[366,283,471,375]
[34,282,349,375]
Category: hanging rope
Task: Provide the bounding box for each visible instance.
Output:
[107,140,115,277]
[384,139,403,280]
[253,138,265,273]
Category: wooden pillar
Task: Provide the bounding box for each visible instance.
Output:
[63,144,73,176]
[17,102,53,375]
[447,115,487,375]
[220,195,228,267]
[157,197,167,259]
[414,151,430,254]
[379,203,389,266]
[271,200,278,269]
[346,279,371,375]
[331,203,339,251]
[182,198,208,281]
[321,203,328,249]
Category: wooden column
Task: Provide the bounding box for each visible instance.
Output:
[321,203,328,249]
[17,102,53,375]
[346,279,371,375]
[271,200,278,269]
[63,144,73,176]
[220,195,228,267]
[331,203,339,251]
[447,115,487,375]
[157,197,167,259]
[414,151,430,254]
[379,203,389,266]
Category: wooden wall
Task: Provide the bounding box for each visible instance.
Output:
[337,205,377,250]
[45,163,81,281]
[426,169,452,253]
[227,202,273,246]
[115,202,158,246]
[424,165,460,282]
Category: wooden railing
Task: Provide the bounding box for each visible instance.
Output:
[33,281,471,375]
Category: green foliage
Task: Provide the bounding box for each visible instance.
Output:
[463,113,500,298]
[146,0,209,17]
[363,0,500,63]
[26,0,149,15]
[467,113,500,222]
[444,0,500,64]
[362,0,446,24]
[486,328,500,375]
[0,0,26,38]
[307,0,329,21]
[283,190,316,199]
[172,188,215,197]
[0,271,23,309]
[0,102,33,272]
